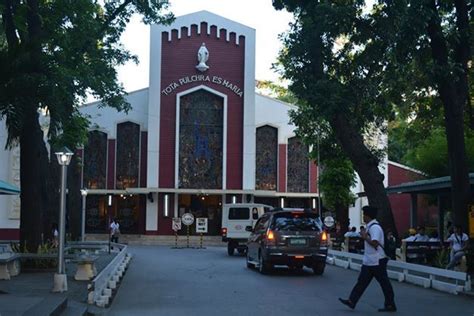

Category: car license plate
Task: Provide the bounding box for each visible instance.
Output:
[289,238,307,245]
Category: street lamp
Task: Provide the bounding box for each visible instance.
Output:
[80,189,88,242]
[53,146,73,293]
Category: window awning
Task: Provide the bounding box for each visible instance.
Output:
[385,173,474,195]
[0,180,20,195]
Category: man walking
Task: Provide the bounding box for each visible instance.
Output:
[339,205,396,312]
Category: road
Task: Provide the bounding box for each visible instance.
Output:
[107,246,473,316]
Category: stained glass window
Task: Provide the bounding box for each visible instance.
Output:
[83,130,107,189]
[116,122,140,189]
[256,125,277,190]
[287,136,309,192]
[179,89,223,189]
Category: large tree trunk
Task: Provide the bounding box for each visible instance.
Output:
[426,0,471,230]
[67,156,83,240]
[19,108,49,252]
[331,113,398,237]
[335,202,349,235]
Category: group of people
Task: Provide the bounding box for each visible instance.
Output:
[402,225,469,270]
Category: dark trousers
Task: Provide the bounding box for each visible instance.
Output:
[349,258,395,307]
[111,235,119,243]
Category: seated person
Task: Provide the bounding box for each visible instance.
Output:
[446,225,469,270]
[403,228,421,262]
[344,226,360,238]
[414,226,430,242]
[428,231,440,242]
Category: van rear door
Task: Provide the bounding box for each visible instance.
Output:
[227,206,252,239]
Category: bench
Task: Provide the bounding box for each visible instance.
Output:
[345,237,364,254]
[0,253,21,279]
[73,255,99,281]
[400,241,448,263]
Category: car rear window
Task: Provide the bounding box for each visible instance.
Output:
[272,212,321,231]
[228,207,250,220]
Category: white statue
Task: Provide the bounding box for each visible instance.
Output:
[196,43,209,72]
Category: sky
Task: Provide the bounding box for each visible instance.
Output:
[117,0,293,93]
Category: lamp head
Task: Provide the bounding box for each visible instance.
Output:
[55,146,73,166]
[80,189,88,197]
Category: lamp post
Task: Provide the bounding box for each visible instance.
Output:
[53,147,73,293]
[80,189,88,242]
[317,135,322,217]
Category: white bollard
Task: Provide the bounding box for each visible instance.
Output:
[108,280,117,289]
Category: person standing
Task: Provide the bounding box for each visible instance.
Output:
[110,218,120,243]
[446,225,469,270]
[51,223,59,248]
[339,205,396,312]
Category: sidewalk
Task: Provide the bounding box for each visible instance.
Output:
[0,253,115,315]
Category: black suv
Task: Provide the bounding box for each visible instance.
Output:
[246,209,328,275]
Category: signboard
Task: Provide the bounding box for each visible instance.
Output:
[172,217,182,231]
[196,218,208,234]
[181,213,195,226]
[324,216,335,228]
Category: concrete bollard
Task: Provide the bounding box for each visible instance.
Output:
[108,280,117,289]
[87,291,95,304]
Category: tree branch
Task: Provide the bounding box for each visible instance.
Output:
[2,0,20,49]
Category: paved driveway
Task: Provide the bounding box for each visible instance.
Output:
[107,246,473,316]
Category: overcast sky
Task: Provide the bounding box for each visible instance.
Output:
[117,0,293,93]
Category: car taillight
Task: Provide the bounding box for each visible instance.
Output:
[321,231,328,245]
[221,227,227,237]
[266,229,275,240]
[266,229,276,245]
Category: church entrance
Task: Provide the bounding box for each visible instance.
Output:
[178,194,222,236]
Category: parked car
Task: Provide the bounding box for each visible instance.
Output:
[221,203,272,255]
[246,208,328,275]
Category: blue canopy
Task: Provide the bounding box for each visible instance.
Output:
[0,180,20,195]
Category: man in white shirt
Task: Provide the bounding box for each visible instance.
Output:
[339,205,396,312]
[110,218,120,243]
[414,226,429,242]
[446,225,469,270]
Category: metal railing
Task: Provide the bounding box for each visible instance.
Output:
[88,243,128,305]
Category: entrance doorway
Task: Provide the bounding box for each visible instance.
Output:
[178,194,223,235]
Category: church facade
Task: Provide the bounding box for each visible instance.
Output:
[74,11,319,236]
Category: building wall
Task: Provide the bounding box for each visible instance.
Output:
[0,119,20,238]
[387,162,437,236]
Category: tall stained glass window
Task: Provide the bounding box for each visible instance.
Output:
[256,125,277,190]
[287,136,309,192]
[116,122,140,189]
[83,131,107,189]
[179,89,223,189]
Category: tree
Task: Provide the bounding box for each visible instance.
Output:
[376,0,472,230]
[0,1,173,251]
[273,0,399,236]
[256,80,356,232]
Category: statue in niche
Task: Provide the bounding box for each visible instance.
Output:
[196,42,209,72]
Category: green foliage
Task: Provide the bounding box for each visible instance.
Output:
[319,157,356,211]
[256,80,300,104]
[405,129,474,177]
[0,0,174,148]
[431,248,449,269]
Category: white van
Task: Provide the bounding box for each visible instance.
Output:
[221,203,272,255]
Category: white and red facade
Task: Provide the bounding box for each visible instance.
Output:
[0,11,431,239]
[75,11,319,236]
